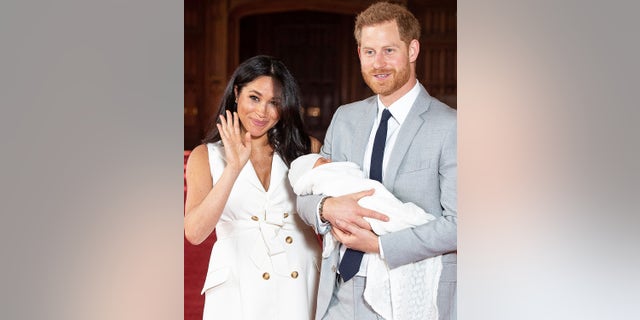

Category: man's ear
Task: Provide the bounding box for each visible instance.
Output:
[409,39,420,62]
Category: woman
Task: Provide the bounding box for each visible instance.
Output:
[184,55,321,319]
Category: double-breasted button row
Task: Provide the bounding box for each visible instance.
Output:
[261,271,299,280]
[251,212,289,221]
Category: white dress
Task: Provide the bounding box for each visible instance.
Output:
[201,142,321,320]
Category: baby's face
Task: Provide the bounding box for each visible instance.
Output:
[313,157,331,168]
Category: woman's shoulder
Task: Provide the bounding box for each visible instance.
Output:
[192,142,215,155]
[190,142,226,163]
[185,144,213,182]
[187,144,210,167]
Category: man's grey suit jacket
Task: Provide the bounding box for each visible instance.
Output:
[297,84,457,320]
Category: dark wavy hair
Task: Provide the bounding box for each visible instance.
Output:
[202,55,311,167]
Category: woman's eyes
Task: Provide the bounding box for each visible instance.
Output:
[247,95,280,107]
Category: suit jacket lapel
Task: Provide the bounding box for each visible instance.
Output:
[351,99,378,167]
[385,86,432,189]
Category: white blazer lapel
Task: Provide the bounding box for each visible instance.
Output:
[241,161,266,191]
[269,153,287,191]
[244,153,283,192]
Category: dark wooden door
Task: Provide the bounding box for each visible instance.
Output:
[239,11,369,141]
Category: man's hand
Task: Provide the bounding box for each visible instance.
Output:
[332,219,380,253]
[321,189,388,253]
[322,189,389,230]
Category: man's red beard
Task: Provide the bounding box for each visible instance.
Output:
[362,65,410,96]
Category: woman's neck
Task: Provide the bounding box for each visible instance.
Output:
[251,135,273,154]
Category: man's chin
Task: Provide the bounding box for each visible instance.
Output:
[365,81,388,95]
[369,84,393,96]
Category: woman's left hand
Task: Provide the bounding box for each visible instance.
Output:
[217,110,251,173]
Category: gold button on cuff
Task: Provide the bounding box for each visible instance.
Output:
[290,271,299,279]
[285,236,293,244]
[283,212,289,218]
[262,272,270,280]
[251,215,259,221]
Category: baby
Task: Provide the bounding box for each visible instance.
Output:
[288,153,434,238]
[289,153,442,320]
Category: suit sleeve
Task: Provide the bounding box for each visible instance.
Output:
[380,118,457,269]
[296,193,328,234]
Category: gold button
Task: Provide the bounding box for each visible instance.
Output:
[290,271,299,279]
[262,272,270,280]
[331,266,336,273]
[251,215,259,221]
[285,236,293,244]
[283,212,289,218]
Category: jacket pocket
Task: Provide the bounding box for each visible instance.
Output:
[201,267,230,295]
[397,159,431,174]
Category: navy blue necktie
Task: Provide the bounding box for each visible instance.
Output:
[339,108,392,282]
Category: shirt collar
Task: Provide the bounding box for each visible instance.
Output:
[375,81,421,125]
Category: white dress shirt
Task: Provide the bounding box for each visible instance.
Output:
[333,81,422,276]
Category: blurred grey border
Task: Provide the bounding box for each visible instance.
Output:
[458,0,640,319]
[1,0,639,319]
[0,0,183,319]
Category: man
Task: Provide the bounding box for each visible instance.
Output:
[297,2,457,320]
